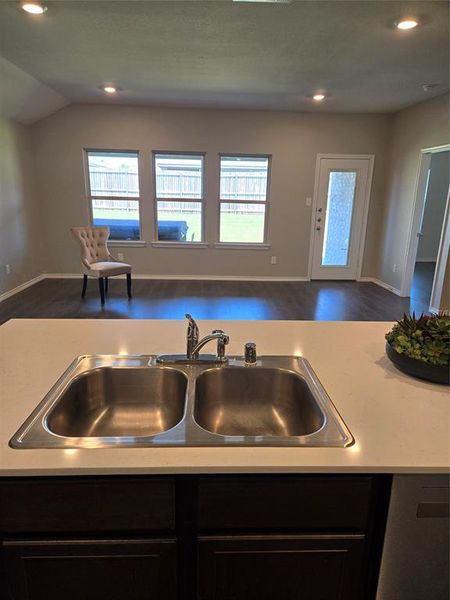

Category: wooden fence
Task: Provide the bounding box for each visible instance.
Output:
[90,171,267,201]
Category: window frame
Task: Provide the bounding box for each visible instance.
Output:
[152,150,206,245]
[217,153,272,247]
[84,148,143,244]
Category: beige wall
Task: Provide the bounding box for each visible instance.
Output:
[0,56,68,125]
[377,94,450,291]
[31,104,391,278]
[0,118,48,295]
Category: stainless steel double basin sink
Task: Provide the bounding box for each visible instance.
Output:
[10,355,353,448]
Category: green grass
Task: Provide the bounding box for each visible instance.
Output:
[220,213,265,243]
[93,208,265,243]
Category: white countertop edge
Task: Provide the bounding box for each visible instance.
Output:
[1,467,449,477]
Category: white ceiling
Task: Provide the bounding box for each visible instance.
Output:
[0,0,448,121]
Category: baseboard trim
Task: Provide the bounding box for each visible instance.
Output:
[0,274,46,303]
[358,277,403,296]
[44,273,84,280]
[44,273,311,282]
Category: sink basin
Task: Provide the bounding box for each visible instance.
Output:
[46,366,187,438]
[194,367,325,437]
[10,355,353,448]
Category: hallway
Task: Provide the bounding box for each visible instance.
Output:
[411,261,436,306]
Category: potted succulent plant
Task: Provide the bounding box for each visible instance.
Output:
[385,312,450,385]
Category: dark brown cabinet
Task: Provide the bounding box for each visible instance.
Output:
[3,538,176,600]
[197,475,373,531]
[0,477,175,534]
[198,534,366,600]
[0,475,390,600]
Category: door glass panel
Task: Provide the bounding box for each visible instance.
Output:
[322,171,357,266]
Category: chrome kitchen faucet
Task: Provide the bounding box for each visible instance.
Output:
[156,314,229,364]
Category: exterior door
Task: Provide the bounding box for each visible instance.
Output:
[311,157,372,279]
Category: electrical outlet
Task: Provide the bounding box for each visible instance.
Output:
[393,264,397,273]
[117,253,124,261]
[305,197,312,207]
[270,256,277,265]
[5,264,11,275]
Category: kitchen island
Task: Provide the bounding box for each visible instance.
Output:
[0,319,448,475]
[0,319,448,600]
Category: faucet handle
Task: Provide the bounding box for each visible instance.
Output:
[186,314,199,359]
[186,314,199,336]
[186,313,197,327]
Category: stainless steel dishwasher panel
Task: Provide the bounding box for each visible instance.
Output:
[377,474,449,600]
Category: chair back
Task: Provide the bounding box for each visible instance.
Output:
[71,226,110,268]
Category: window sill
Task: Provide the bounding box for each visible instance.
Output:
[108,240,146,247]
[214,243,271,250]
[150,241,210,249]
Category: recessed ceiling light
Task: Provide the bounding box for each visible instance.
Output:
[103,86,117,94]
[21,1,47,14]
[312,93,326,102]
[396,18,419,30]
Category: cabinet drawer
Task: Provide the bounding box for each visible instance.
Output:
[198,534,365,600]
[198,476,373,531]
[0,477,175,534]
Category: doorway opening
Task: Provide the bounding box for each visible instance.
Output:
[404,146,450,311]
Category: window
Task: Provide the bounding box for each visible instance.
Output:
[86,151,141,241]
[153,153,204,243]
[219,155,270,244]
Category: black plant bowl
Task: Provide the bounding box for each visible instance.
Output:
[386,342,449,385]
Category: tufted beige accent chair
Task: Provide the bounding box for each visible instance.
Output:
[70,226,132,304]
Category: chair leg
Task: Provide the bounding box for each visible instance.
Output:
[105,277,109,295]
[81,274,88,298]
[98,277,105,305]
[126,273,132,299]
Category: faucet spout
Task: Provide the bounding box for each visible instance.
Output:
[191,330,229,360]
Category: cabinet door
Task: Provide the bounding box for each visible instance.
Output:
[198,534,365,600]
[3,538,176,600]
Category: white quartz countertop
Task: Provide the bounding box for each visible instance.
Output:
[0,319,448,476]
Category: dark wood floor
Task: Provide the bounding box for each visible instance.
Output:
[0,277,431,325]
